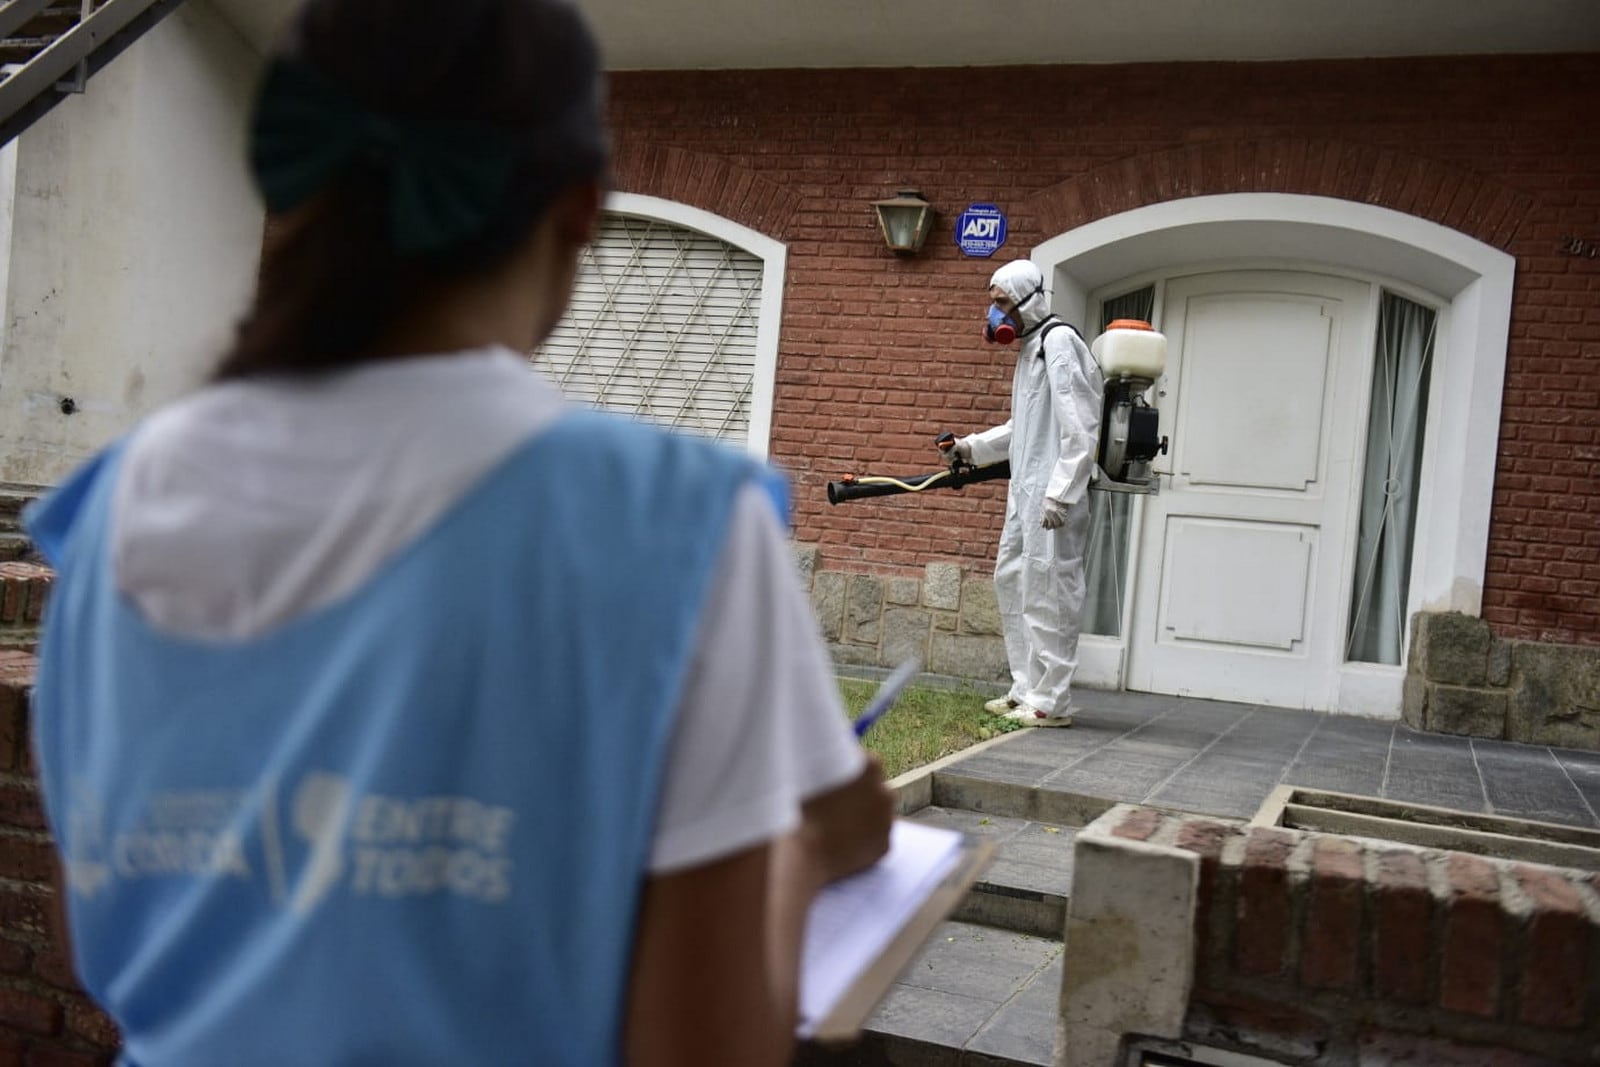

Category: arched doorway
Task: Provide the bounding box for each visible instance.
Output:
[1034,194,1515,716]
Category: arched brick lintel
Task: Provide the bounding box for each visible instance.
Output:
[1022,139,1536,252]
[611,141,798,243]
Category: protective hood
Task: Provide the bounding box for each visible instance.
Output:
[989,260,1050,332]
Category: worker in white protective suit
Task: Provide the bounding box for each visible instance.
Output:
[944,260,1102,727]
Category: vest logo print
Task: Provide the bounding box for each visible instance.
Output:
[293,772,517,907]
[62,782,112,898]
[58,776,517,910]
[288,773,352,914]
[62,782,252,896]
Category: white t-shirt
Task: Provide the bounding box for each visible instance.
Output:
[111,347,864,874]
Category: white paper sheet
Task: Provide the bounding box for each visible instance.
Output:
[795,819,966,1037]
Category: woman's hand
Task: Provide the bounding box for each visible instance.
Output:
[800,755,894,884]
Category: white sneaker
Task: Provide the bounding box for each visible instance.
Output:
[983,696,1019,714]
[1002,703,1073,728]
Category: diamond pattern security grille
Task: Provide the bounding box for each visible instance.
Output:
[537,214,764,446]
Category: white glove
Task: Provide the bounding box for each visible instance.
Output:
[1040,497,1068,530]
[940,438,973,464]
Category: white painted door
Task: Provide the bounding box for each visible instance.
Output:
[1126,271,1374,709]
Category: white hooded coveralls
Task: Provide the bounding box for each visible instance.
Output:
[960,261,1103,716]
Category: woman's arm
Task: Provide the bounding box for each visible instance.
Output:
[626,757,892,1066]
[626,838,797,1067]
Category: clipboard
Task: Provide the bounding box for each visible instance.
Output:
[805,832,998,1044]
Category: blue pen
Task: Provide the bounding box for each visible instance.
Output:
[853,657,921,738]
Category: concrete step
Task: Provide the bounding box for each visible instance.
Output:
[0,534,34,562]
[930,761,1118,830]
[907,805,1075,940]
[797,920,1063,1067]
[0,488,36,534]
[0,490,40,563]
[796,795,1080,1066]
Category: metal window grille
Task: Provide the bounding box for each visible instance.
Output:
[537,214,764,446]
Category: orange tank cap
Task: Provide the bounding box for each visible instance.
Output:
[1104,319,1154,331]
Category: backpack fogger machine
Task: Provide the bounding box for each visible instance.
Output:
[826,319,1170,505]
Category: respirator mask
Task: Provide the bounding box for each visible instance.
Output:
[982,282,1044,344]
[984,305,1019,345]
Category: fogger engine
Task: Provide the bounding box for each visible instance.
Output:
[1092,319,1168,491]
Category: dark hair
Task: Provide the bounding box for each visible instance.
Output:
[216,0,608,381]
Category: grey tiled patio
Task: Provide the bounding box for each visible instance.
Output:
[947,688,1600,827]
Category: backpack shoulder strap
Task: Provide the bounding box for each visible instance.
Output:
[1035,318,1084,354]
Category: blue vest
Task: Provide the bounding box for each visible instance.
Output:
[27,412,783,1066]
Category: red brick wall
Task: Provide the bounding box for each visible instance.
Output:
[0,650,118,1067]
[0,566,48,635]
[605,54,1600,645]
[1108,805,1600,1064]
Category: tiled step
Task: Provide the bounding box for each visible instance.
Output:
[797,920,1063,1067]
[794,802,1077,1066]
[930,761,1117,829]
[907,805,1075,939]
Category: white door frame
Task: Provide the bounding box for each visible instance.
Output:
[1033,194,1515,717]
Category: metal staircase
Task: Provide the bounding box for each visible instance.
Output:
[0,0,186,147]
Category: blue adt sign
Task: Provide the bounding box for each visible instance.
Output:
[955,203,1008,258]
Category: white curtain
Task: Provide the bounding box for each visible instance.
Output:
[1082,286,1155,637]
[1346,292,1436,664]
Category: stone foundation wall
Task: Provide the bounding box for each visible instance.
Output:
[794,545,1009,683]
[1404,611,1600,750]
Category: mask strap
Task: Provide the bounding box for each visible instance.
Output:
[1020,314,1061,344]
[1006,281,1046,336]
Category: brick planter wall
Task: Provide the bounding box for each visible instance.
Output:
[1065,805,1600,1066]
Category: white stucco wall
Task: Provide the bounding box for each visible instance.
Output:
[0,0,264,487]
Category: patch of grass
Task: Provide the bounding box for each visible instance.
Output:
[837,678,1023,780]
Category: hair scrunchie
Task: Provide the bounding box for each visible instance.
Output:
[249,59,522,254]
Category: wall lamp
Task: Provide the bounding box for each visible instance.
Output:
[872,189,935,255]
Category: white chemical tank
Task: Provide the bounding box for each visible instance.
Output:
[1091,319,1166,381]
[1088,319,1167,489]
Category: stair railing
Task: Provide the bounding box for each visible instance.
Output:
[0,0,186,147]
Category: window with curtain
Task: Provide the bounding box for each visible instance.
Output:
[1346,291,1437,665]
[1082,285,1155,637]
